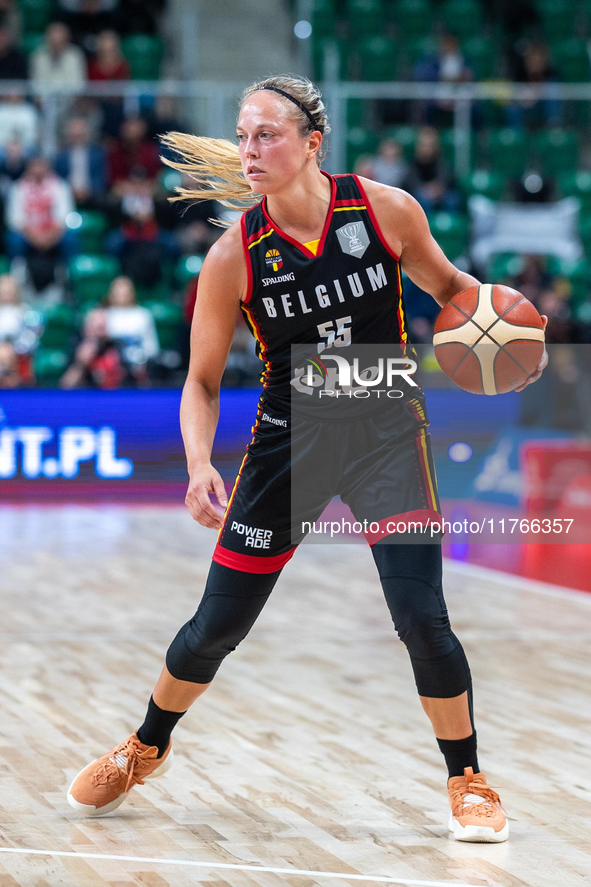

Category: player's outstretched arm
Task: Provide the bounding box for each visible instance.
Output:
[180,222,246,529]
[358,178,480,306]
[359,178,548,389]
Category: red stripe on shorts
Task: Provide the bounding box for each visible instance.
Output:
[212,543,297,573]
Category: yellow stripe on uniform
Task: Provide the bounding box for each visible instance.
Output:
[248,229,274,249]
[333,205,366,212]
[396,264,408,344]
[418,427,438,511]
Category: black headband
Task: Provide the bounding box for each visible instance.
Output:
[260,85,321,132]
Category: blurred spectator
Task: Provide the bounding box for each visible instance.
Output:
[534,287,572,344]
[60,307,125,389]
[115,0,164,35]
[88,30,129,138]
[0,138,27,197]
[367,139,408,189]
[415,34,472,84]
[103,275,159,383]
[88,29,130,80]
[148,96,186,149]
[0,273,41,362]
[0,273,26,340]
[57,0,118,52]
[513,255,551,304]
[0,21,27,80]
[0,339,21,386]
[507,42,561,128]
[353,154,376,180]
[5,156,77,291]
[0,91,39,152]
[172,172,219,254]
[0,0,22,42]
[108,116,160,193]
[55,116,107,206]
[106,169,180,285]
[403,126,459,213]
[414,34,472,126]
[29,22,87,93]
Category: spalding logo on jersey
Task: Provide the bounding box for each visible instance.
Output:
[265,248,283,272]
[336,221,370,258]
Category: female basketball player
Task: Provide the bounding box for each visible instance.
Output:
[68,76,547,842]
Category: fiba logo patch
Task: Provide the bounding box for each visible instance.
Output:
[336,221,369,259]
[265,248,283,272]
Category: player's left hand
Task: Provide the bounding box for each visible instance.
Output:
[514,315,548,393]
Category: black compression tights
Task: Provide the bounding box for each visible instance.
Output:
[166,543,474,722]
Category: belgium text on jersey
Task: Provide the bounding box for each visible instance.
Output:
[260,262,388,319]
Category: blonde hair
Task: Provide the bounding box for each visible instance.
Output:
[160,75,331,225]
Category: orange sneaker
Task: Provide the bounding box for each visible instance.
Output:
[448,766,509,842]
[67,732,174,816]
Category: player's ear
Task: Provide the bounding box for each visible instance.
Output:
[307,130,322,159]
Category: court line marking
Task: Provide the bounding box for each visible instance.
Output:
[0,848,480,886]
[443,557,591,604]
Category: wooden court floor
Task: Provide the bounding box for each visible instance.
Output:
[0,505,589,887]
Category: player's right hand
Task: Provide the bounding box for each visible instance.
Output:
[185,464,228,529]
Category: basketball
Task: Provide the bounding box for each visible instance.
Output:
[433,284,546,395]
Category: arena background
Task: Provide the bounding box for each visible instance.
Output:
[1,3,591,886]
[1,0,590,589]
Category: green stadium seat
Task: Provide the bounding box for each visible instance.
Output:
[440,128,475,172]
[20,0,55,34]
[534,129,579,177]
[557,170,591,209]
[551,39,591,82]
[312,37,349,80]
[346,98,365,127]
[21,32,45,55]
[0,255,10,274]
[383,124,418,160]
[460,169,507,201]
[175,254,204,288]
[428,211,469,260]
[310,0,336,37]
[34,348,69,384]
[134,280,171,304]
[535,0,575,39]
[346,0,385,35]
[358,36,399,81]
[546,256,590,306]
[310,0,337,38]
[74,211,108,254]
[121,35,163,80]
[486,128,527,178]
[463,36,497,80]
[440,0,481,37]
[488,253,525,282]
[145,301,183,350]
[405,34,438,67]
[390,0,432,35]
[346,127,381,170]
[39,304,77,350]
[68,255,121,306]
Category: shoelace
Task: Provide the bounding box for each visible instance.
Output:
[92,738,155,793]
[451,780,507,818]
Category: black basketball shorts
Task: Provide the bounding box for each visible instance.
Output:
[212,390,442,574]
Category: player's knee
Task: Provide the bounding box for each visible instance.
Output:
[382,576,453,659]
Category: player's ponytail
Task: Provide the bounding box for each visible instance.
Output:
[160,75,330,226]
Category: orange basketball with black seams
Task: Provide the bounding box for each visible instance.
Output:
[433,284,545,395]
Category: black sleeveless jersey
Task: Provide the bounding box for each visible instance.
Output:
[239,171,410,409]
